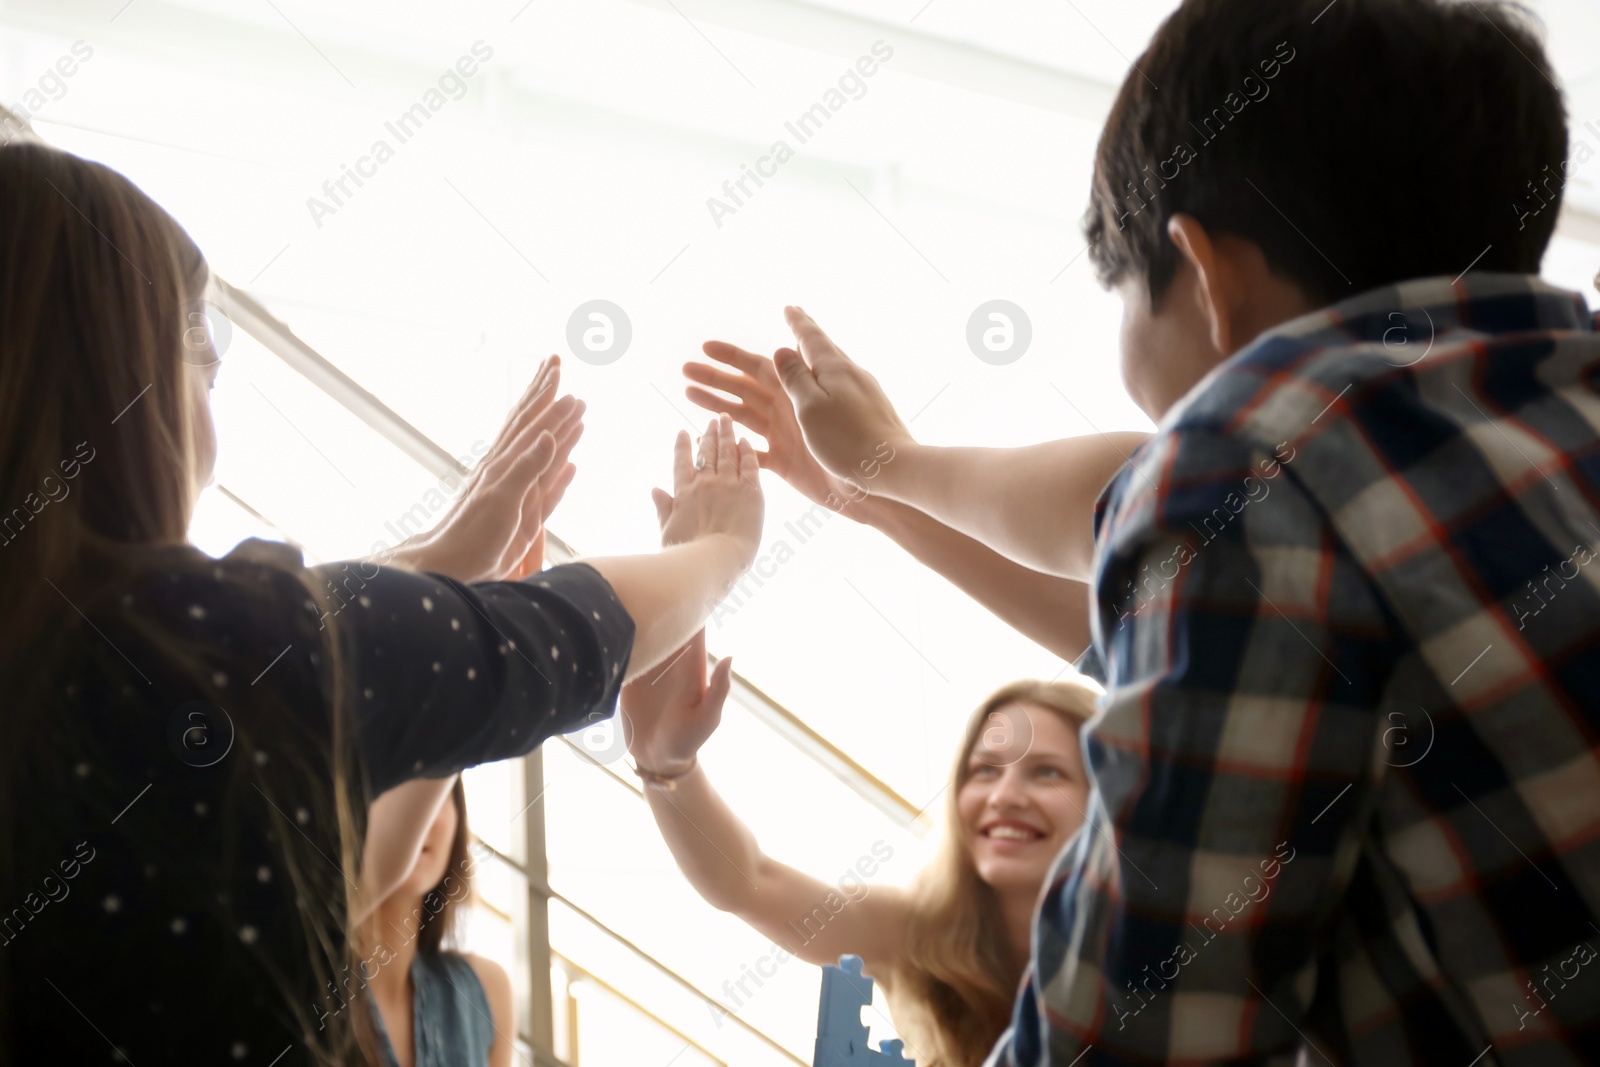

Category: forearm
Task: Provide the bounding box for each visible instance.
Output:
[847,493,1094,661]
[642,764,766,914]
[580,536,746,680]
[353,776,456,926]
[873,434,1147,581]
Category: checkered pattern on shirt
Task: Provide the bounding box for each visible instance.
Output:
[989,274,1600,1067]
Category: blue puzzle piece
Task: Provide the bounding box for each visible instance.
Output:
[813,955,916,1067]
[875,1040,913,1067]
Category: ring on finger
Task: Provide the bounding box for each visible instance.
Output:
[694,453,708,471]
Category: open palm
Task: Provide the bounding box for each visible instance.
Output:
[399,354,583,583]
[686,341,856,509]
[619,628,733,775]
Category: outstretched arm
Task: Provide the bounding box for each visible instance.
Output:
[768,308,1148,581]
[581,414,764,678]
[869,435,1147,582]
[853,494,1095,660]
[620,630,910,973]
[688,342,1101,657]
[386,364,766,684]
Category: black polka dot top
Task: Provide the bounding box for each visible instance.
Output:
[4,538,634,1065]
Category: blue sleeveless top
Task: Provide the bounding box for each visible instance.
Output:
[372,951,495,1067]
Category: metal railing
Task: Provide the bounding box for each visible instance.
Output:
[554,953,728,1067]
[473,833,808,1067]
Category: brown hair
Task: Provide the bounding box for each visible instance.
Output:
[893,678,1100,1067]
[0,134,372,1064]
[1084,0,1564,308]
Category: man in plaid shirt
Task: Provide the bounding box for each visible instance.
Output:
[1012,266,1600,1066]
[764,0,1600,1062]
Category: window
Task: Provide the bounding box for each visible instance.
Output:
[12,0,1598,1061]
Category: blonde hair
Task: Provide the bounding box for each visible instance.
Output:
[890,678,1100,1067]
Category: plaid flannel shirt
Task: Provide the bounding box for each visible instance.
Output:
[987,274,1600,1066]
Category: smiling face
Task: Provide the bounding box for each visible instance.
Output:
[956,702,1088,896]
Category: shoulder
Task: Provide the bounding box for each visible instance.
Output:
[856,882,918,966]
[461,952,514,1036]
[458,953,513,1064]
[1107,333,1412,545]
[1180,350,1391,462]
[868,882,915,915]
[77,541,328,695]
[107,539,318,632]
[461,952,512,1012]
[1100,421,1309,560]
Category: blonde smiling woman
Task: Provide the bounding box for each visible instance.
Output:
[620,638,1100,1067]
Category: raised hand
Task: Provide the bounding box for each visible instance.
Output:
[456,354,582,576]
[773,307,913,485]
[686,341,862,510]
[393,355,584,583]
[618,628,732,776]
[649,412,764,568]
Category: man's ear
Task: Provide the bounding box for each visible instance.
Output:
[1167,214,1239,355]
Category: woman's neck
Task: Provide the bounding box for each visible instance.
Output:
[997,885,1035,972]
[362,893,424,1002]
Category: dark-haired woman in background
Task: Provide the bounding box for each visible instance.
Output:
[0,130,764,1065]
[355,776,511,1067]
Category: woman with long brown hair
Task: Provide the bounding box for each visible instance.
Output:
[619,644,1100,1067]
[350,775,512,1067]
[0,130,765,1064]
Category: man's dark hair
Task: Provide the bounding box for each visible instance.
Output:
[1085,0,1568,307]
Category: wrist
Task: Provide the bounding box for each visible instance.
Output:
[870,437,923,501]
[701,529,757,574]
[630,738,699,776]
[631,752,698,785]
